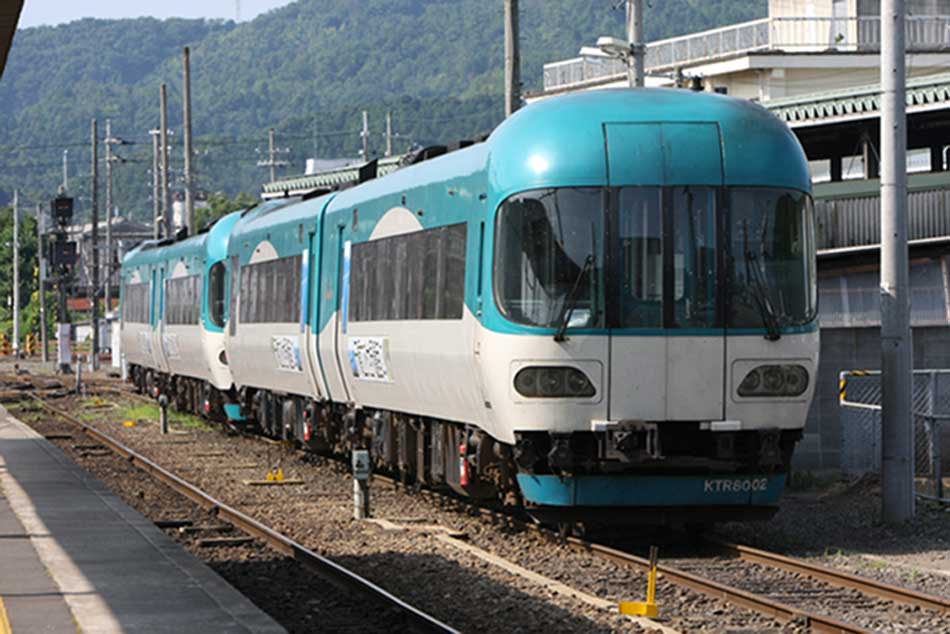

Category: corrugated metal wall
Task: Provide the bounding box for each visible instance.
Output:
[816,188,950,249]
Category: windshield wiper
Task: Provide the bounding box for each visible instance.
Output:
[554,254,594,342]
[742,223,782,341]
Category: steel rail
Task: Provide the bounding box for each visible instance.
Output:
[59,385,934,633]
[707,537,950,615]
[560,536,869,634]
[28,393,459,634]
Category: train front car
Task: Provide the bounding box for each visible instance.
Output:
[480,89,818,525]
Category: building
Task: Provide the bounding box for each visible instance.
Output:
[534,0,950,472]
[537,0,950,102]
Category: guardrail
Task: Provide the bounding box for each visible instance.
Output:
[542,15,950,91]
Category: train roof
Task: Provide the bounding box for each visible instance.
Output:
[122,211,243,270]
[486,88,811,196]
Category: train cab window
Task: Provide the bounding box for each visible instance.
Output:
[494,188,605,329]
[671,186,717,329]
[615,187,663,328]
[208,262,227,328]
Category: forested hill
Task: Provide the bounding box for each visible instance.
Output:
[0,0,765,223]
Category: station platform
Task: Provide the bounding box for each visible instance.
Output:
[0,405,285,633]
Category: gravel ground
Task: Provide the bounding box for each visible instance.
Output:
[6,365,947,634]
[718,475,950,605]
[14,404,402,634]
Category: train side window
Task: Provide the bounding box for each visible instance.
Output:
[208,262,227,328]
[348,222,467,322]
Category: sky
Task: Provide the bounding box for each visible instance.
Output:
[19,0,297,28]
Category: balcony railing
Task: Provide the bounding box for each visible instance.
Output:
[543,15,950,91]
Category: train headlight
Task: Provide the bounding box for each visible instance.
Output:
[738,365,808,397]
[514,367,595,398]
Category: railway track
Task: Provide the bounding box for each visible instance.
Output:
[19,381,950,633]
[25,392,458,634]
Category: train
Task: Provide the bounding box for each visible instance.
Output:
[121,88,818,527]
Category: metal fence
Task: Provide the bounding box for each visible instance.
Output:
[839,369,949,500]
[543,15,950,91]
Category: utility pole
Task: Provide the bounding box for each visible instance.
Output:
[269,128,277,182]
[36,204,48,363]
[504,0,521,117]
[361,112,370,161]
[62,150,68,191]
[880,0,914,522]
[104,119,118,314]
[385,111,393,157]
[257,128,289,182]
[182,46,195,233]
[90,118,100,372]
[12,190,20,358]
[627,0,645,87]
[150,129,160,239]
[160,83,172,238]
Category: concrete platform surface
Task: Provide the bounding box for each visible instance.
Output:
[0,404,285,633]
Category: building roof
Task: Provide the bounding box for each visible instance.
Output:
[261,155,406,199]
[766,72,950,127]
[0,1,22,79]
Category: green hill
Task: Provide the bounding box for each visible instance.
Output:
[0,0,765,224]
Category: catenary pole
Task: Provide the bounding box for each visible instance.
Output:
[160,83,172,238]
[183,46,195,233]
[385,111,393,158]
[62,150,68,191]
[360,112,369,161]
[880,0,914,522]
[151,129,160,239]
[269,127,277,182]
[90,118,100,371]
[104,119,114,314]
[627,0,645,87]
[36,204,49,363]
[504,0,521,116]
[12,189,19,357]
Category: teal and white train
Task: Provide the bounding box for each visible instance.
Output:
[121,88,818,526]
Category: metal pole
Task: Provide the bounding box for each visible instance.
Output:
[12,189,20,358]
[151,130,160,239]
[159,394,169,434]
[36,204,48,363]
[62,150,68,192]
[385,111,393,158]
[627,0,645,87]
[880,0,914,522]
[182,46,195,234]
[160,83,172,238]
[104,118,113,315]
[268,127,277,182]
[352,449,370,519]
[90,118,100,372]
[504,0,521,117]
[360,112,369,161]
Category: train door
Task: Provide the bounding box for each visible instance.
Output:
[151,265,170,373]
[303,227,329,399]
[604,122,725,422]
[332,229,353,402]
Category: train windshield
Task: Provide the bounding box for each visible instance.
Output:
[728,188,816,329]
[494,186,816,332]
[494,188,606,329]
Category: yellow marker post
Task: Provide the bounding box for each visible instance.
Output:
[123,420,136,428]
[619,545,659,618]
[0,596,13,634]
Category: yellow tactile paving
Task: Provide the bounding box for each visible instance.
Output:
[0,596,13,634]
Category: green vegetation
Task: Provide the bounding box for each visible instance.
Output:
[120,402,212,431]
[0,0,765,225]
